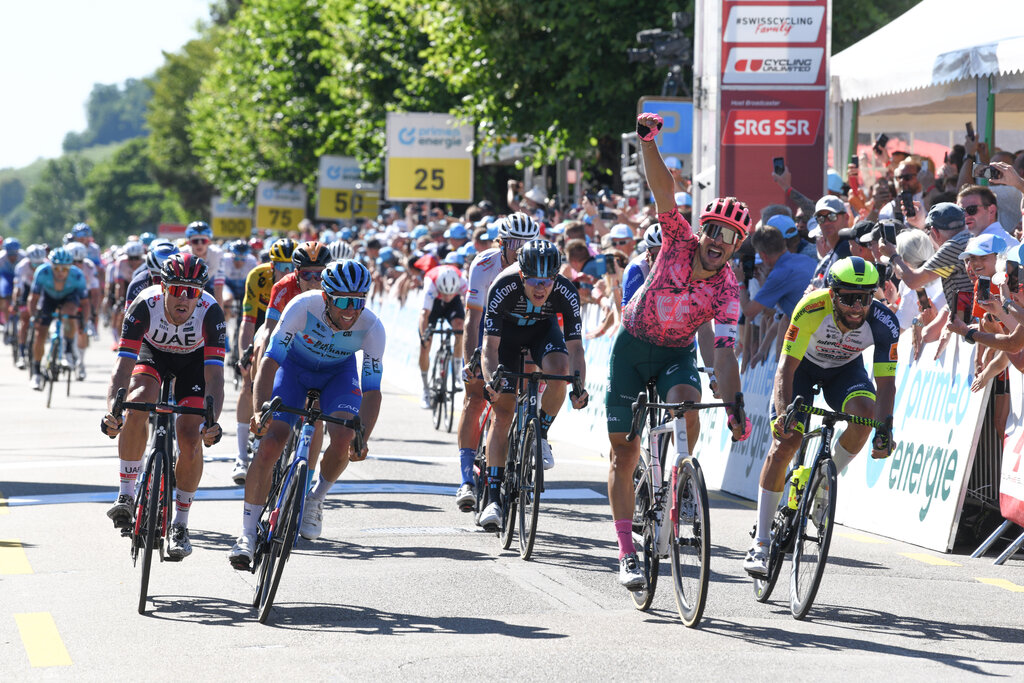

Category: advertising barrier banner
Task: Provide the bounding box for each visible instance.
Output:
[1001,370,1024,526]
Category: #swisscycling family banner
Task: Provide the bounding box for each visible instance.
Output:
[717,0,830,218]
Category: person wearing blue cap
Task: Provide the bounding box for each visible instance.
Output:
[766,214,816,260]
[444,223,469,252]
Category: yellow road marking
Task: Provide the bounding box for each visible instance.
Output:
[976,577,1024,593]
[15,613,72,667]
[837,532,888,544]
[901,552,960,566]
[0,539,32,574]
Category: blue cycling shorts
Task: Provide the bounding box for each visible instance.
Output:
[270,354,361,427]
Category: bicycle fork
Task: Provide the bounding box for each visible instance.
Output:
[651,417,693,557]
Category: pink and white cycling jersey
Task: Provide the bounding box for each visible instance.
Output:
[465,247,503,311]
[622,209,740,348]
[421,264,468,310]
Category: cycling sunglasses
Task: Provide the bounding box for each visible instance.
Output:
[834,291,873,308]
[523,276,554,288]
[165,284,202,300]
[700,222,742,245]
[501,238,527,251]
[297,269,323,281]
[189,238,211,245]
[273,262,295,273]
[331,295,366,310]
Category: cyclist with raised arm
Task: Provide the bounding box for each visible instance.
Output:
[743,256,897,576]
[455,214,539,512]
[477,239,590,530]
[417,262,468,408]
[229,260,385,567]
[99,253,225,560]
[230,238,296,485]
[607,113,751,590]
[28,248,89,391]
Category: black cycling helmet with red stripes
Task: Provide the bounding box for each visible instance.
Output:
[292,241,331,268]
[161,253,209,287]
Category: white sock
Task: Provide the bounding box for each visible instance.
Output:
[421,371,429,390]
[118,459,141,497]
[242,502,260,535]
[454,356,463,376]
[309,474,334,501]
[833,439,858,474]
[172,488,196,527]
[236,423,250,463]
[755,487,783,546]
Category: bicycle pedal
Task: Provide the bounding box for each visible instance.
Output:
[164,555,183,563]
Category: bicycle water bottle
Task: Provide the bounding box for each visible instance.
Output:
[787,466,811,510]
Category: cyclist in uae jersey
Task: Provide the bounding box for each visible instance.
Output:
[417,263,468,408]
[229,261,384,567]
[477,240,590,531]
[229,238,298,485]
[452,213,538,513]
[100,253,225,560]
[744,257,897,576]
[608,112,751,591]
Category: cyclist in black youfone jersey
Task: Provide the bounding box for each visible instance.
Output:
[478,239,589,530]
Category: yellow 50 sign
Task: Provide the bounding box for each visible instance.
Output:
[317,189,379,220]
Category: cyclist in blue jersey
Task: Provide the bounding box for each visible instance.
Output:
[229,260,386,568]
[621,222,662,307]
[0,237,25,324]
[28,247,89,391]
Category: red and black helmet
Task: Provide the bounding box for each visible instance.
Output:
[161,253,209,287]
[292,241,330,269]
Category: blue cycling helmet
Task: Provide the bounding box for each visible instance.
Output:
[146,241,180,274]
[139,232,157,247]
[229,240,249,257]
[71,222,93,239]
[322,260,372,295]
[185,221,213,239]
[517,239,560,278]
[50,247,73,266]
[3,237,21,253]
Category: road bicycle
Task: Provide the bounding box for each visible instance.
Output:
[428,322,462,433]
[4,313,19,366]
[625,380,745,628]
[486,360,583,560]
[111,382,214,614]
[249,391,363,623]
[751,396,891,619]
[41,313,76,408]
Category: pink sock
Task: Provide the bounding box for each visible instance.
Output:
[614,518,635,559]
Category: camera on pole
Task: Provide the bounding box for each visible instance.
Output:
[626,12,693,97]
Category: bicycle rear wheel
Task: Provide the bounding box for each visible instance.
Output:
[670,458,711,628]
[136,451,162,614]
[791,458,837,620]
[66,360,72,395]
[517,419,543,560]
[472,414,489,513]
[45,346,57,408]
[257,461,307,624]
[630,459,659,610]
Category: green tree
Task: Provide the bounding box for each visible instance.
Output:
[188,0,338,201]
[63,79,153,152]
[0,178,26,216]
[84,139,182,241]
[147,37,219,217]
[23,156,93,245]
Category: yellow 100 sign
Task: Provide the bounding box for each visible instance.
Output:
[388,157,472,201]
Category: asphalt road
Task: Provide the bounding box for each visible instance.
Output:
[1,348,1023,680]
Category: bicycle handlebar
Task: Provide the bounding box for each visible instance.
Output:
[782,395,890,432]
[111,387,215,426]
[487,364,584,397]
[234,344,254,371]
[258,396,365,454]
[626,391,745,443]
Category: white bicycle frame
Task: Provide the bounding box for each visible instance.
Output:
[641,414,692,558]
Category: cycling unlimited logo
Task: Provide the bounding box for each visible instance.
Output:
[723,48,824,86]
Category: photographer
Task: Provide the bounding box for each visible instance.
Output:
[878,159,926,226]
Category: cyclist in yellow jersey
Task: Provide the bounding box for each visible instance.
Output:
[744,257,897,576]
[230,239,297,484]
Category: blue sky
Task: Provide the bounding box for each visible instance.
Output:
[0,0,211,169]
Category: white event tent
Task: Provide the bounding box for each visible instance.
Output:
[830,0,1024,160]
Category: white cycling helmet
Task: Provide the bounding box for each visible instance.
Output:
[123,241,145,258]
[643,224,662,248]
[66,242,87,262]
[328,240,355,262]
[435,267,462,296]
[26,244,48,265]
[498,212,540,240]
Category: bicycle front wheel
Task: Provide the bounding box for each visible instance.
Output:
[445,352,457,433]
[472,414,489,513]
[257,461,307,624]
[499,427,518,550]
[630,458,659,610]
[517,419,543,560]
[136,451,163,614]
[45,348,57,408]
[790,457,837,620]
[430,351,443,430]
[670,458,711,628]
